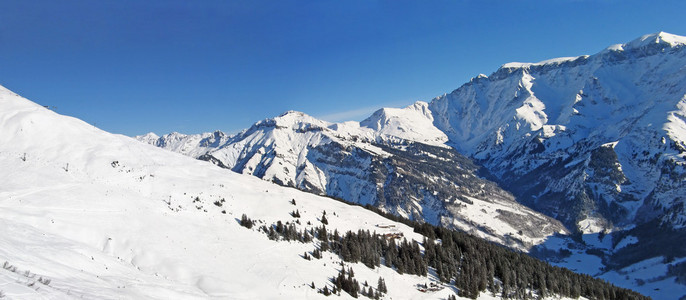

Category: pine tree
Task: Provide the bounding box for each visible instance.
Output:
[313,248,322,259]
[240,214,253,229]
[268,226,278,240]
[321,213,328,225]
[377,277,387,294]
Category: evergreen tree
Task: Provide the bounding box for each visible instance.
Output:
[239,214,253,229]
[267,226,278,240]
[377,277,387,294]
[275,220,284,234]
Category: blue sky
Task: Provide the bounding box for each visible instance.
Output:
[1,0,685,136]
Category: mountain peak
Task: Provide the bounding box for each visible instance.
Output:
[277,110,308,118]
[625,31,686,49]
[248,110,331,133]
[135,132,160,144]
[272,110,327,125]
[360,101,448,145]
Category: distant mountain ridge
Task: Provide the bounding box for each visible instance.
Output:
[139,32,686,298]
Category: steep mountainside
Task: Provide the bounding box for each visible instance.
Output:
[427,32,686,282]
[429,32,686,234]
[140,32,686,298]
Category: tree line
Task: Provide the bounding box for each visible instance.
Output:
[239,206,649,299]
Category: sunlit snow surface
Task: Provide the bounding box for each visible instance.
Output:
[0,86,591,299]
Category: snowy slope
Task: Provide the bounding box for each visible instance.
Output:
[0,85,486,299]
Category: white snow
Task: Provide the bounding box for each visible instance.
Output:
[501,56,585,69]
[600,256,686,299]
[0,85,476,299]
[603,44,625,52]
[449,195,567,250]
[577,218,605,234]
[614,235,638,250]
[360,101,449,146]
[624,31,686,50]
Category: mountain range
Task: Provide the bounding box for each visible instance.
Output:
[0,31,682,299]
[139,32,686,299]
[0,80,644,299]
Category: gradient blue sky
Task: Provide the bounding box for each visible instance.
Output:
[1,0,685,136]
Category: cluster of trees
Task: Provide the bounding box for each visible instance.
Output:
[310,226,426,277]
[414,222,648,299]
[241,209,648,300]
[329,266,386,299]
[333,267,361,297]
[260,220,310,242]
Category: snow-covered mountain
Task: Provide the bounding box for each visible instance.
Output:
[429,31,686,232]
[141,107,567,251]
[0,84,464,299]
[140,32,686,298]
[426,31,686,283]
[2,84,648,299]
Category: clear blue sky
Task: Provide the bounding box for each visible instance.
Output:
[1,0,685,136]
